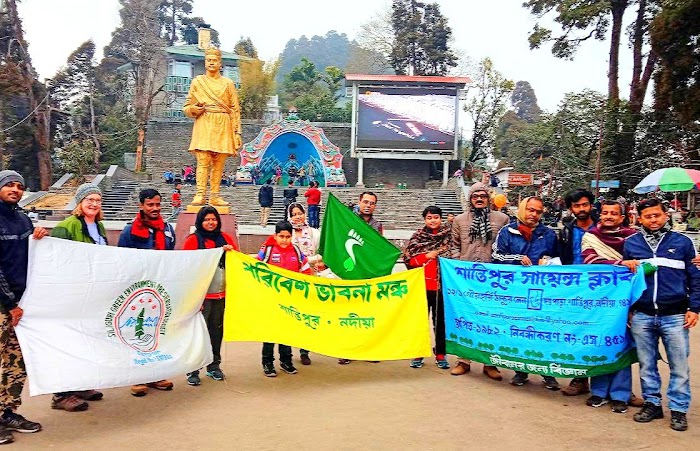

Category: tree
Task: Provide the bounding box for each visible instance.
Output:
[280,58,350,122]
[181,17,220,47]
[234,37,258,59]
[51,40,102,172]
[104,0,167,171]
[389,0,457,76]
[463,58,514,163]
[239,59,279,120]
[0,0,51,189]
[351,5,394,73]
[651,0,700,127]
[277,31,352,84]
[55,139,96,182]
[158,0,193,45]
[511,81,542,123]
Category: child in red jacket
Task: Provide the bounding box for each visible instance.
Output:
[256,221,311,377]
[403,206,452,369]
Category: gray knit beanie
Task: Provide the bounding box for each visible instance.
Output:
[468,181,489,196]
[0,170,25,189]
[75,183,101,204]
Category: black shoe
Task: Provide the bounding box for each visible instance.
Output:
[187,371,201,386]
[280,362,298,374]
[300,354,311,365]
[263,363,277,377]
[1,412,42,433]
[0,425,12,444]
[586,395,609,408]
[542,376,560,391]
[670,411,688,431]
[206,368,225,381]
[510,372,529,386]
[633,402,664,423]
[610,400,628,413]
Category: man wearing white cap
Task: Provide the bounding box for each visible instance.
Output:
[0,170,47,444]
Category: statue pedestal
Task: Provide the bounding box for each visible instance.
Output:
[186,204,230,215]
[174,211,239,250]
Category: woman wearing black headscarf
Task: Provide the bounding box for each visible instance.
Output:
[182,206,238,385]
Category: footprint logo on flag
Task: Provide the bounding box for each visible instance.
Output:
[343,229,364,272]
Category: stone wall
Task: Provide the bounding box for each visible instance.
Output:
[144,118,435,187]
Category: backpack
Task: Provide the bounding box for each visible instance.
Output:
[262,244,303,270]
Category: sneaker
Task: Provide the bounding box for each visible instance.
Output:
[206,368,225,381]
[409,358,424,368]
[561,378,590,396]
[338,359,351,365]
[280,362,298,374]
[73,390,103,401]
[130,384,148,397]
[586,395,609,408]
[633,402,664,423]
[610,400,628,413]
[1,412,42,433]
[670,411,688,431]
[187,371,201,386]
[0,425,12,444]
[51,395,89,412]
[543,376,560,391]
[436,358,450,370]
[510,372,529,386]
[146,380,174,391]
[300,354,311,366]
[451,361,470,375]
[263,363,277,377]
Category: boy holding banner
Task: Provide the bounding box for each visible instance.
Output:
[256,221,312,377]
[624,198,700,432]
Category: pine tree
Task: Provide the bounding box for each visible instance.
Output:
[135,308,145,338]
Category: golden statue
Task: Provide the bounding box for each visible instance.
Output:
[183,48,243,206]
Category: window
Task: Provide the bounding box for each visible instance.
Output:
[169,61,191,78]
[223,66,240,85]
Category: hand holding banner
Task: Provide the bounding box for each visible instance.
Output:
[224,251,431,360]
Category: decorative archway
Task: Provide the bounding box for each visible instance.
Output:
[236,119,346,187]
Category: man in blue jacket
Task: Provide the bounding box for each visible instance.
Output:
[118,188,175,396]
[492,196,560,389]
[623,198,700,432]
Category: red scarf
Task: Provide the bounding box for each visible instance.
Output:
[131,213,167,250]
[518,223,534,242]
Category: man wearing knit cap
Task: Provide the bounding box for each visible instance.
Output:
[449,182,509,380]
[0,170,47,444]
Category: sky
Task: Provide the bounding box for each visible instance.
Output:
[17,0,635,113]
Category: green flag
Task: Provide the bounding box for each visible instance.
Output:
[319,193,401,279]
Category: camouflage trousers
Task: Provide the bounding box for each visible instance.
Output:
[0,311,26,410]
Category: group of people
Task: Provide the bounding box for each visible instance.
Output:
[258,179,322,229]
[403,183,698,432]
[1,169,698,445]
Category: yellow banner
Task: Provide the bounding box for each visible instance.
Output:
[224,251,431,360]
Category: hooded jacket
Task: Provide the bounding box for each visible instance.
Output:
[492,219,559,265]
[450,182,509,262]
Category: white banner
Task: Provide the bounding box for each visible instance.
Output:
[16,238,221,396]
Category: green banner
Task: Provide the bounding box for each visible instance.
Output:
[319,193,400,280]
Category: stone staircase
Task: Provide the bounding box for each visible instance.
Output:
[101,181,143,220]
[103,183,464,230]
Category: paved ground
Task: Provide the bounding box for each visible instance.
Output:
[8,329,700,450]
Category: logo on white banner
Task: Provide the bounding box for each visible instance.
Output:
[105,280,172,352]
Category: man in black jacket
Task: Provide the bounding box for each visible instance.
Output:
[558,188,596,397]
[259,179,274,227]
[0,170,48,444]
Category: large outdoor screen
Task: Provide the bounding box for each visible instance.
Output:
[355,86,457,151]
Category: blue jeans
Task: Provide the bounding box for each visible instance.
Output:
[630,312,691,413]
[308,204,320,228]
[590,367,631,402]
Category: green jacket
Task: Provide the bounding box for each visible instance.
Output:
[51,215,108,244]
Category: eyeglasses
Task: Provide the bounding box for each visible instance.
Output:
[470,194,489,200]
[83,198,102,204]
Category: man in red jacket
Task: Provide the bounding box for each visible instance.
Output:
[304,181,322,228]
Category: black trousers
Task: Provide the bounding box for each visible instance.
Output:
[203,299,225,370]
[262,343,292,365]
[427,290,446,356]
